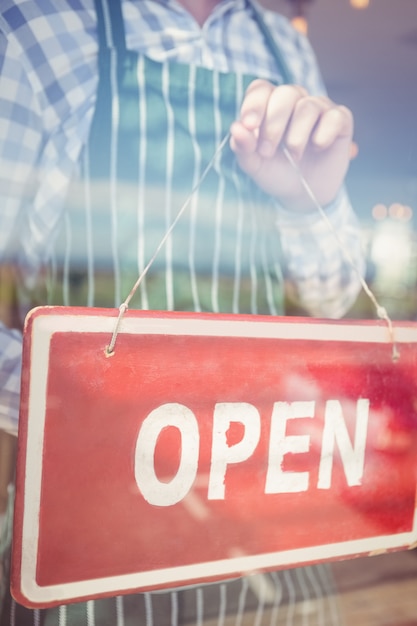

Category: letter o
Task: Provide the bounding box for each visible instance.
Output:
[134,403,199,506]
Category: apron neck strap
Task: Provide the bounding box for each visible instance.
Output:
[94,0,127,54]
[246,0,294,84]
[93,0,294,83]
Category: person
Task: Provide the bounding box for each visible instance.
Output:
[0,0,365,623]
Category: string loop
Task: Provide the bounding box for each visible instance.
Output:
[105,303,128,356]
[106,137,399,362]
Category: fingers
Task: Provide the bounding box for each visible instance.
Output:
[231,80,307,157]
[284,95,333,157]
[231,80,354,161]
[286,99,353,159]
[312,104,354,149]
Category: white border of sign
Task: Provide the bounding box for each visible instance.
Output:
[16,311,417,605]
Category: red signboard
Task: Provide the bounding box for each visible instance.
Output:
[11,307,417,608]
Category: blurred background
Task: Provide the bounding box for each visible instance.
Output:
[263,0,417,321]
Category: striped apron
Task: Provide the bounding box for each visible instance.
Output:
[3,1,343,624]
[44,0,294,317]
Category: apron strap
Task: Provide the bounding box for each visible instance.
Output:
[247,0,294,84]
[94,0,127,54]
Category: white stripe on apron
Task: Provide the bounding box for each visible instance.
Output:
[137,53,149,311]
[188,62,203,313]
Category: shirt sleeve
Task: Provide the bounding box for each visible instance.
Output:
[0,9,101,443]
[0,25,43,265]
[0,6,97,275]
[0,27,30,436]
[264,11,365,317]
[0,322,21,436]
[0,3,99,436]
[275,186,365,318]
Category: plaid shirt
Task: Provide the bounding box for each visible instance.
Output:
[0,0,364,435]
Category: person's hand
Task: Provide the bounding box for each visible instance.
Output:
[230,80,354,212]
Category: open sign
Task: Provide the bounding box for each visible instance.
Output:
[11,308,417,607]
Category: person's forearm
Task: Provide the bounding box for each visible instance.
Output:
[276,188,365,318]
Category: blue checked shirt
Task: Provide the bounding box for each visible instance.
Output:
[0,0,365,435]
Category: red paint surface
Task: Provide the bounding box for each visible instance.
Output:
[12,309,417,606]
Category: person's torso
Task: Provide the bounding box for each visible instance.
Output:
[22,0,298,316]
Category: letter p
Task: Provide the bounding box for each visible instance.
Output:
[208,403,261,500]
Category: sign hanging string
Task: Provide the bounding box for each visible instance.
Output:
[106,135,399,362]
[105,132,230,355]
[282,146,399,362]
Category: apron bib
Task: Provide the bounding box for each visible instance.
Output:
[46,0,294,317]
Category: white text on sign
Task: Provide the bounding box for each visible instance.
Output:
[134,399,370,506]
